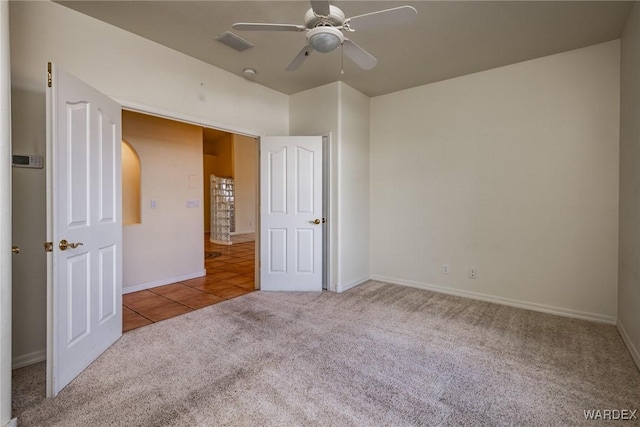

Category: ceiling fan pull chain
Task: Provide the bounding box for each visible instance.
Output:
[341,44,345,75]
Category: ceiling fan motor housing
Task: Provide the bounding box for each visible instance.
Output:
[304,5,345,28]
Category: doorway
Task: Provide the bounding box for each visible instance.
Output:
[120,111,259,332]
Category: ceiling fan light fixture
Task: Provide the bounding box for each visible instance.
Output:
[307,27,344,53]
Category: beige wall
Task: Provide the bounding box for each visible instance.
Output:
[335,84,370,291]
[10,2,288,135]
[11,87,46,367]
[122,141,141,225]
[122,111,204,291]
[9,0,288,366]
[370,41,620,322]
[203,133,233,233]
[203,154,217,233]
[206,135,233,178]
[233,135,257,234]
[290,82,370,292]
[618,3,640,368]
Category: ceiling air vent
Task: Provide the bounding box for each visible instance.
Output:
[215,31,254,52]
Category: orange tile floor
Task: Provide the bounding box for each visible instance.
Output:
[123,237,255,332]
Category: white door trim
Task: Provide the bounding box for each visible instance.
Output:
[0,0,13,424]
[116,100,264,291]
[322,135,330,291]
[108,99,332,295]
[114,98,261,139]
[114,101,330,292]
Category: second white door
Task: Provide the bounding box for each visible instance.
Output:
[260,136,323,291]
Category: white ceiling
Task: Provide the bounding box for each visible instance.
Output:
[56,1,634,97]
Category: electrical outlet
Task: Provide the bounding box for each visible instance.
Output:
[150,200,157,209]
[469,268,477,279]
[443,264,449,274]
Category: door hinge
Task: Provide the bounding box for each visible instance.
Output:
[44,241,53,252]
[47,62,52,88]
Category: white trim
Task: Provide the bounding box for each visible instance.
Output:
[617,320,640,372]
[115,100,266,295]
[122,270,206,294]
[3,418,17,427]
[113,98,260,138]
[322,134,330,291]
[336,276,370,293]
[12,349,46,370]
[370,275,617,325]
[0,1,12,423]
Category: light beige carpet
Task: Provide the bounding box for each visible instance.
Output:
[12,281,640,426]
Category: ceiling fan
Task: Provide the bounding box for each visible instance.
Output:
[232,0,417,71]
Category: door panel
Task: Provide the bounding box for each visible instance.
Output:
[98,245,117,323]
[47,64,122,397]
[267,148,287,214]
[296,147,315,214]
[260,136,323,291]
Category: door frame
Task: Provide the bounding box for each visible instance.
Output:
[115,99,330,291]
[0,1,14,425]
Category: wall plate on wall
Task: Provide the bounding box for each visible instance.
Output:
[12,154,44,169]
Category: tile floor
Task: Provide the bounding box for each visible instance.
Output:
[123,236,255,332]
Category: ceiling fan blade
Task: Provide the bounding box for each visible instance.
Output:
[286,45,313,71]
[342,39,377,70]
[346,6,418,31]
[232,23,306,32]
[310,0,331,16]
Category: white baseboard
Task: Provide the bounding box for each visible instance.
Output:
[617,320,640,372]
[230,230,255,235]
[336,276,370,293]
[370,275,617,325]
[123,270,206,294]
[4,418,17,427]
[12,348,46,370]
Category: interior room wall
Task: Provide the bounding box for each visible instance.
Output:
[122,141,141,225]
[290,82,370,292]
[122,111,204,292]
[203,154,217,234]
[618,3,640,369]
[370,41,621,323]
[208,135,234,178]
[9,2,288,135]
[9,0,288,367]
[233,135,257,235]
[335,84,370,291]
[10,87,46,368]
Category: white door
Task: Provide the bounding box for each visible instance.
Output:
[260,136,323,291]
[46,64,122,397]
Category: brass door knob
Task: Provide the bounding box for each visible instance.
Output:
[11,246,20,254]
[59,240,84,251]
[311,219,321,225]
